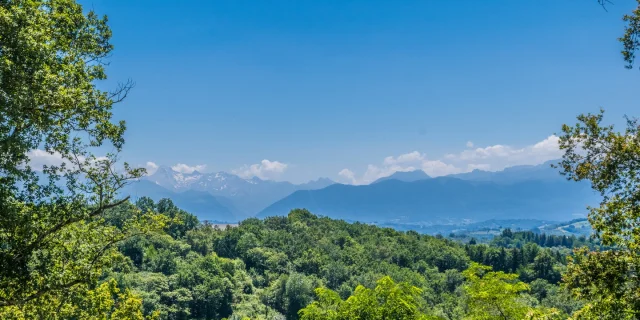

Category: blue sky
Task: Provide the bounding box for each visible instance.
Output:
[76,0,639,183]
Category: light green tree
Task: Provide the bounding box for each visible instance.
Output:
[462,263,561,320]
[299,276,441,320]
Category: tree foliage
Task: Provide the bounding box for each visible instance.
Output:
[106,206,584,319]
[620,0,640,69]
[557,110,640,318]
[0,0,163,316]
[299,276,439,320]
[462,263,561,320]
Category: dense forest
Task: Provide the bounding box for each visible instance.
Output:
[107,199,578,319]
[2,0,640,319]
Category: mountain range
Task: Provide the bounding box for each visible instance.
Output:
[448,160,563,183]
[122,166,335,221]
[258,160,598,223]
[257,177,596,223]
[122,160,599,224]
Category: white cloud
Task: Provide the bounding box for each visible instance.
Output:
[26,149,65,170]
[145,161,159,175]
[383,151,423,166]
[172,163,207,174]
[421,160,462,176]
[340,135,563,185]
[342,151,463,185]
[26,149,109,171]
[338,169,357,184]
[233,159,288,180]
[451,135,561,171]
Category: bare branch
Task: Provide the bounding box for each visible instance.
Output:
[108,79,135,104]
[598,0,614,12]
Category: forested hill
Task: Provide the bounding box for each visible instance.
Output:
[111,197,583,319]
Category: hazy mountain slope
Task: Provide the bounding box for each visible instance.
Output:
[122,180,237,222]
[449,160,562,183]
[298,177,335,190]
[257,177,597,223]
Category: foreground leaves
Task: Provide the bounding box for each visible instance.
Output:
[462,263,562,320]
[299,276,440,320]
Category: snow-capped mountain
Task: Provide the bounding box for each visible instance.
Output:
[137,166,335,219]
[146,166,259,196]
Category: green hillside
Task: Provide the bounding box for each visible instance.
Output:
[103,199,582,319]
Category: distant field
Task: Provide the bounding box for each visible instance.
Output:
[538,219,592,236]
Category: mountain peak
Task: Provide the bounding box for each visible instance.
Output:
[298,177,335,190]
[154,165,174,174]
[372,170,431,184]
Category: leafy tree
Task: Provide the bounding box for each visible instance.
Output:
[619,0,640,69]
[299,276,440,320]
[532,250,561,284]
[462,263,561,320]
[0,0,163,314]
[0,279,154,319]
[556,110,640,318]
[284,273,318,320]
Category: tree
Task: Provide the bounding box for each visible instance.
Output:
[552,2,640,309]
[533,251,560,284]
[557,110,640,318]
[0,0,163,314]
[619,0,640,69]
[0,278,154,319]
[462,263,561,320]
[299,276,440,320]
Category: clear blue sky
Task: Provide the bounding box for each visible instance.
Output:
[82,0,639,183]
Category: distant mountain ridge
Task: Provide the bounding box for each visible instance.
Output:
[257,176,597,223]
[124,166,335,220]
[372,170,431,184]
[450,160,562,183]
[123,160,591,224]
